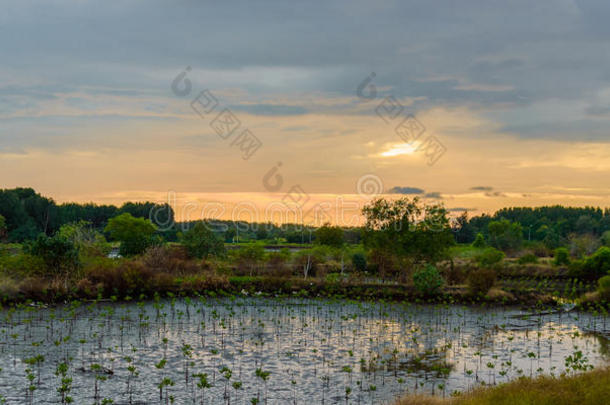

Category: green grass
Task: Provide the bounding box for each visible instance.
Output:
[396,368,610,405]
[449,245,486,259]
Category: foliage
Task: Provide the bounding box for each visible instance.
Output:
[104,213,157,256]
[57,221,110,256]
[26,234,80,278]
[351,252,367,272]
[467,268,496,296]
[553,247,570,266]
[475,248,505,268]
[362,197,454,264]
[396,367,610,405]
[487,219,523,252]
[517,253,539,265]
[412,265,444,296]
[180,222,225,259]
[580,246,610,280]
[314,223,344,248]
[569,234,601,258]
[0,214,6,241]
[598,275,610,301]
[602,230,610,247]
[234,244,266,276]
[472,233,486,248]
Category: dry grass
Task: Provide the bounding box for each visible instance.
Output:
[395,368,610,405]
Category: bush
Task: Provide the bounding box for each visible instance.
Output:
[180,222,225,259]
[475,248,505,267]
[518,253,539,264]
[467,267,496,296]
[553,247,571,266]
[105,213,157,256]
[412,265,444,296]
[472,233,486,248]
[598,275,610,301]
[351,252,367,272]
[580,247,610,280]
[27,234,80,279]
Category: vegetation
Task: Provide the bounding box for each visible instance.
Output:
[104,213,157,256]
[180,222,225,259]
[395,367,610,405]
[413,265,444,296]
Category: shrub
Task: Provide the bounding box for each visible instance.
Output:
[104,213,157,256]
[580,247,610,280]
[180,222,225,259]
[27,234,80,279]
[518,253,539,265]
[475,248,505,267]
[351,252,367,272]
[602,230,610,247]
[472,233,486,248]
[467,267,496,296]
[553,247,571,266]
[598,275,610,301]
[412,265,444,296]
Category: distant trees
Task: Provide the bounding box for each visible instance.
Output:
[487,219,523,252]
[0,214,6,241]
[105,213,157,256]
[180,222,225,259]
[314,223,344,248]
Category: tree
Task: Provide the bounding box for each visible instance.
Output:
[0,214,6,241]
[314,223,344,248]
[581,247,610,280]
[57,221,110,256]
[601,230,610,247]
[351,252,367,272]
[104,213,157,256]
[180,222,225,259]
[235,244,265,276]
[27,234,80,281]
[472,233,486,248]
[362,197,454,264]
[487,219,523,252]
[413,265,444,296]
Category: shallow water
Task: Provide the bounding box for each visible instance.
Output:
[0,297,608,404]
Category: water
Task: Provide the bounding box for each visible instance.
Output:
[0,297,607,404]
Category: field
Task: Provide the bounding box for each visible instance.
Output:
[0,297,608,404]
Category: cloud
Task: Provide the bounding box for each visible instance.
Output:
[424,192,443,199]
[471,186,494,191]
[387,186,425,195]
[448,207,477,212]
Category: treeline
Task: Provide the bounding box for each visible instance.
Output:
[0,188,173,242]
[453,206,610,248]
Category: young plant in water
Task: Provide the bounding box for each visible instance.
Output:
[193,372,212,405]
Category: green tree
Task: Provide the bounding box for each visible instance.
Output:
[27,234,80,280]
[57,221,110,256]
[362,197,454,264]
[235,244,266,276]
[601,230,610,247]
[488,219,523,252]
[314,223,344,248]
[351,252,367,272]
[180,222,225,259]
[472,232,486,248]
[581,247,610,280]
[0,214,6,241]
[553,247,571,266]
[412,265,444,296]
[104,213,157,256]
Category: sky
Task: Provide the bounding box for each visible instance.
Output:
[1,0,610,225]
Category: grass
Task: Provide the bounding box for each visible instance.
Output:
[396,368,610,405]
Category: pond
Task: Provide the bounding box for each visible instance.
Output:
[0,297,608,404]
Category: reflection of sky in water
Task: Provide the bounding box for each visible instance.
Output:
[0,299,607,404]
